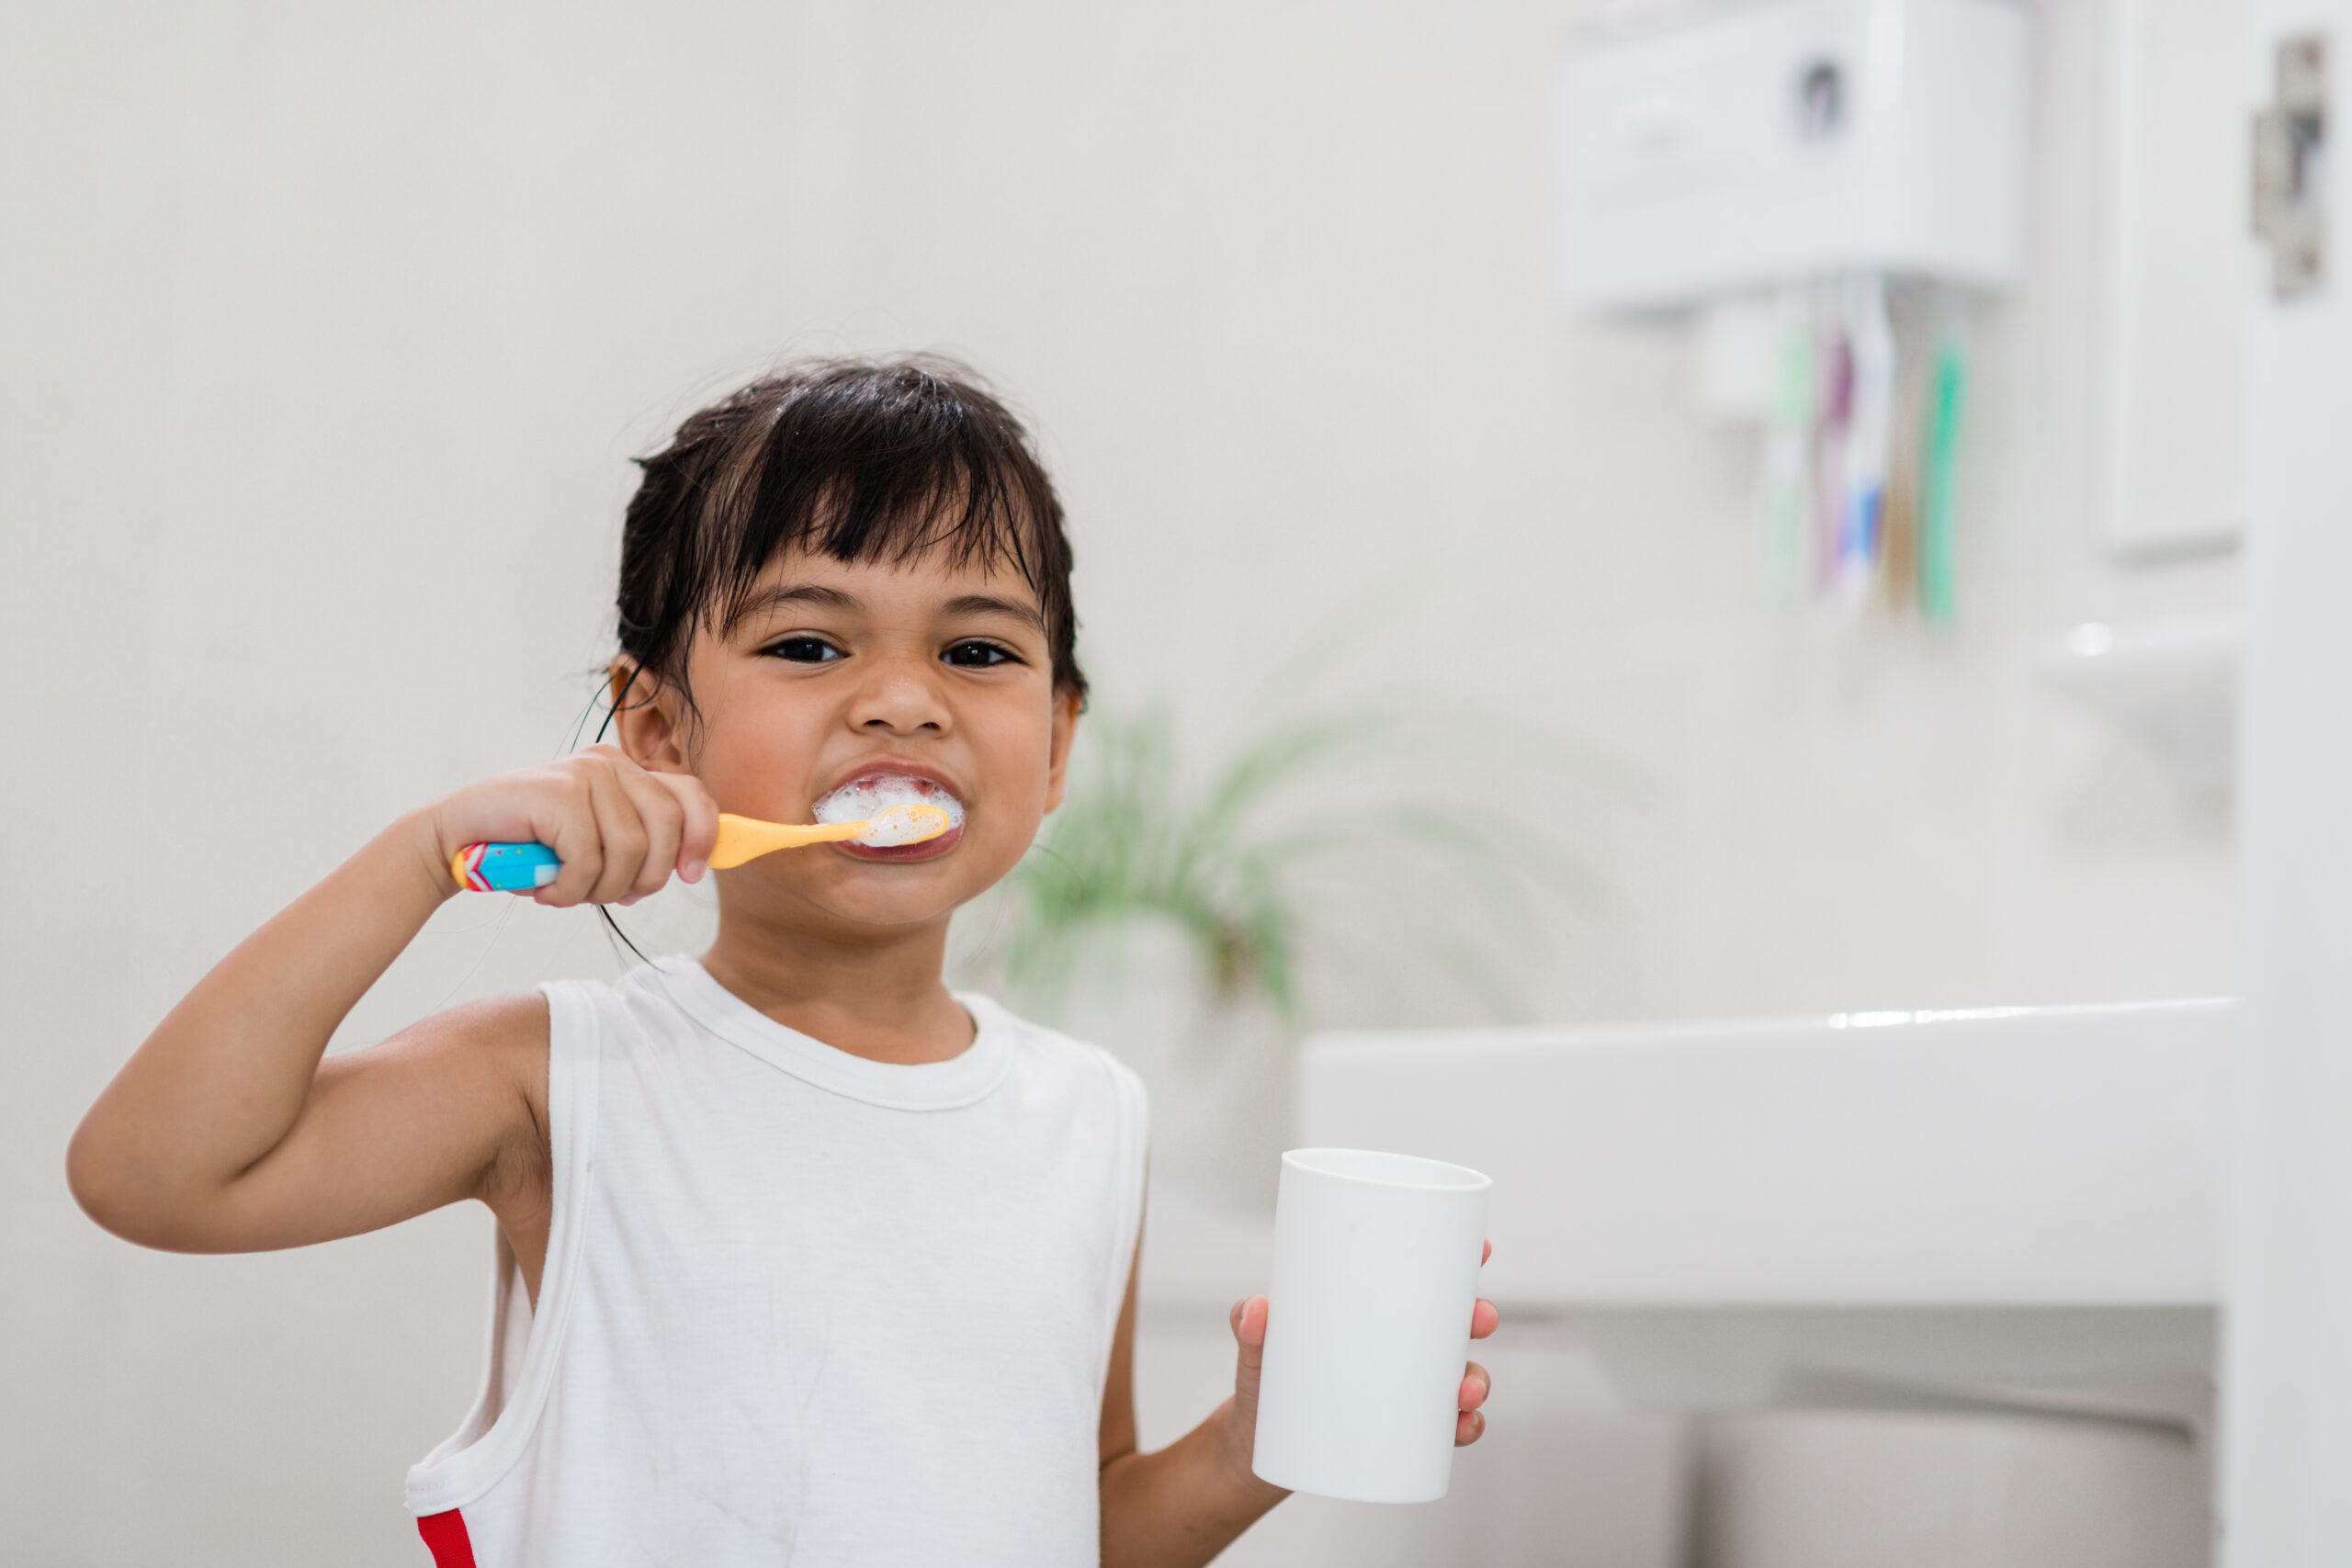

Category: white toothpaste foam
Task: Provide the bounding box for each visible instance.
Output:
[813,775,965,846]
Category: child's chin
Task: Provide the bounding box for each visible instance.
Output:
[816,873,970,934]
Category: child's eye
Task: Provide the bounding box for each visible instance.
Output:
[941,639,1018,668]
[764,637,843,663]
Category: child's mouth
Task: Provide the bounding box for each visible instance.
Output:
[812,773,966,863]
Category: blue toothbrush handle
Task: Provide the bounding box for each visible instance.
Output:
[452,841,561,892]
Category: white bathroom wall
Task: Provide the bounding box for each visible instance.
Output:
[751,0,2238,1025]
[0,1,2241,1563]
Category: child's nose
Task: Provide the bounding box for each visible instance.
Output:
[849,653,949,735]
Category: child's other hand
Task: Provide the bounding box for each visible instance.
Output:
[419,744,719,907]
[1224,1237,1501,1486]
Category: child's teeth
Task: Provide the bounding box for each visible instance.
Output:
[857,805,950,846]
[812,775,966,843]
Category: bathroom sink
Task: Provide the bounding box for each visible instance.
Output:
[1294,1001,2232,1429]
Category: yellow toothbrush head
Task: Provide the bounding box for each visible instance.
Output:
[856,801,954,846]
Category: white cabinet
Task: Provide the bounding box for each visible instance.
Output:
[2098,0,2263,557]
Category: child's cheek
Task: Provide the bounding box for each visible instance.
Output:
[699,734,808,822]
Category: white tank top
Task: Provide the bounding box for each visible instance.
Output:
[405,957,1148,1567]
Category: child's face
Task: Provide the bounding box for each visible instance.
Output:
[623,544,1078,938]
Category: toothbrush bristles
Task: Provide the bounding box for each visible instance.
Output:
[856,802,954,848]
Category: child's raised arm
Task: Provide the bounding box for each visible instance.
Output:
[66,746,715,1257]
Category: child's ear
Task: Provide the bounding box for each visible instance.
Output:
[608,659,693,773]
[1042,687,1082,814]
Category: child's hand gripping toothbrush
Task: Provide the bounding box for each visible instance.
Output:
[452,802,956,892]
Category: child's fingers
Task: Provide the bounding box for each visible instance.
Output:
[1227,1295,1271,1417]
[1483,1238,1493,1267]
[532,775,609,908]
[654,772,720,882]
[577,761,651,907]
[1458,1359,1492,1446]
[1459,1361,1490,1413]
[587,771,655,907]
[1228,1295,1269,1374]
[1471,1298,1499,1339]
[611,764,687,901]
[1229,1294,1269,1351]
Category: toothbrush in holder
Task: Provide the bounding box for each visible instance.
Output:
[451,804,954,893]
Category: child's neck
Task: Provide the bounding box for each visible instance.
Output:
[697,912,973,1067]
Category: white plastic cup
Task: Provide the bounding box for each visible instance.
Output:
[1250,1146,1492,1503]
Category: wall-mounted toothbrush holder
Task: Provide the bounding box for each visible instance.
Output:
[1558,0,2032,624]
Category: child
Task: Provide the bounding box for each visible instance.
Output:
[67,357,1497,1567]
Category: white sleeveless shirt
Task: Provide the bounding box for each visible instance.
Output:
[406,957,1148,1567]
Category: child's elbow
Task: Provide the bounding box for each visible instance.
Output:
[65,1117,177,1248]
[66,1118,130,1235]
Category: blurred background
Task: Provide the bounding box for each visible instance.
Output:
[0,1,2281,1563]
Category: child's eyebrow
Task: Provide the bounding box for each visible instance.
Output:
[940,593,1046,632]
[729,583,862,626]
[728,582,1044,634]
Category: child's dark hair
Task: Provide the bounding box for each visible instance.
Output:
[614,355,1086,718]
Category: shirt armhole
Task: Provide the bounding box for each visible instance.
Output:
[405,980,604,1517]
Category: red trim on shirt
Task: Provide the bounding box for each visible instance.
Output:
[416,1510,479,1568]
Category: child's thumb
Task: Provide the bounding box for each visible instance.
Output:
[1229,1295,1269,1385]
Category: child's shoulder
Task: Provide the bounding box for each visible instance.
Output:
[526,959,720,1063]
[532,963,668,1022]
[962,993,1148,1106]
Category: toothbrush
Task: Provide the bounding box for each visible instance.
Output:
[1919,334,1966,625]
[1759,285,1814,604]
[451,803,955,893]
[1838,273,1895,609]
